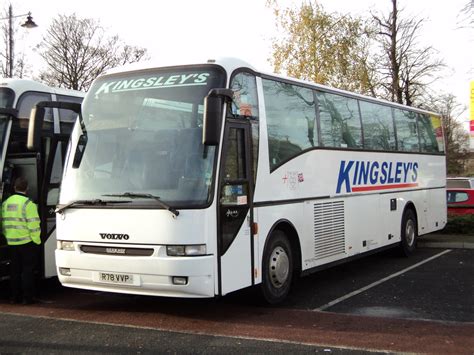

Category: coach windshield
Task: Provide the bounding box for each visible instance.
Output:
[0,88,15,165]
[61,66,226,208]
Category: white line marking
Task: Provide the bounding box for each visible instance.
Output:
[313,249,452,311]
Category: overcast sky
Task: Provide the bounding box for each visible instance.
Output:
[8,0,474,121]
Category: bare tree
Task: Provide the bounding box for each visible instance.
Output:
[428,94,470,175]
[38,14,148,91]
[458,0,474,27]
[372,0,445,106]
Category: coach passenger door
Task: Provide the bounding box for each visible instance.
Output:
[218,122,255,295]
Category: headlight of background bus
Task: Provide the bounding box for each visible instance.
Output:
[57,240,75,251]
[166,244,206,256]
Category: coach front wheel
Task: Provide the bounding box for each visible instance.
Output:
[261,230,293,304]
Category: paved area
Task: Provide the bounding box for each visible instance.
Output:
[275,248,474,324]
[0,232,472,353]
[1,313,366,354]
[0,296,473,354]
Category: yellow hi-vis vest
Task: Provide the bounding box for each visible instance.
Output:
[1,194,41,246]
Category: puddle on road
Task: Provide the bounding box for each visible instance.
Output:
[350,306,418,318]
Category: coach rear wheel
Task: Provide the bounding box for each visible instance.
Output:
[261,230,293,304]
[400,208,417,256]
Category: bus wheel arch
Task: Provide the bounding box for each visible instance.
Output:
[400,203,418,256]
[261,220,301,304]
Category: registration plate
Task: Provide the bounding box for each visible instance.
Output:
[98,272,134,285]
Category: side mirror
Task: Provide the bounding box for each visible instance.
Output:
[72,134,88,168]
[203,89,234,146]
[27,101,82,151]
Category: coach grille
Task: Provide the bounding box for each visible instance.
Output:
[80,245,154,256]
[313,201,345,260]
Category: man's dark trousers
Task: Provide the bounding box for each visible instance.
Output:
[9,242,38,303]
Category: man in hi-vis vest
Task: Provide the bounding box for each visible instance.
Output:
[1,176,41,304]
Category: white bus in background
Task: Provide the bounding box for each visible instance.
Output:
[29,58,446,303]
[0,79,84,280]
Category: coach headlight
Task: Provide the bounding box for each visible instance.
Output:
[166,244,206,256]
[57,240,75,251]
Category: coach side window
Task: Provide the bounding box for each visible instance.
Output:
[17,91,53,128]
[393,109,419,152]
[57,94,83,135]
[359,101,396,151]
[230,73,259,120]
[230,73,260,183]
[0,88,14,108]
[316,91,362,149]
[418,113,440,153]
[263,79,316,170]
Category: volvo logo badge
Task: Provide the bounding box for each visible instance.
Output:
[99,233,130,240]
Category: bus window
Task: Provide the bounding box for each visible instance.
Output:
[263,79,316,169]
[57,94,83,135]
[0,118,8,159]
[359,101,396,151]
[222,128,246,181]
[316,91,362,149]
[17,92,53,129]
[231,73,260,183]
[418,113,440,153]
[220,128,248,205]
[0,87,15,108]
[393,108,419,152]
[230,73,259,120]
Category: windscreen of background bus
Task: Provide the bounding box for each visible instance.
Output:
[61,67,226,208]
[0,88,15,158]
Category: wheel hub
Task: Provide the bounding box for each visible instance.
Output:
[269,246,289,288]
[405,219,415,246]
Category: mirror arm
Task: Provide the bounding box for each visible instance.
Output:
[207,88,234,101]
[0,108,19,117]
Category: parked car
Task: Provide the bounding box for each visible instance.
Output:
[446,177,474,189]
[446,188,474,215]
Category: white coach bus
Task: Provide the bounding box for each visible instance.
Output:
[0,79,83,280]
[29,58,446,303]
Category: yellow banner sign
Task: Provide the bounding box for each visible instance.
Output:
[471,81,474,138]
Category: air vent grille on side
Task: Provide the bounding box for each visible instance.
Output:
[314,201,345,260]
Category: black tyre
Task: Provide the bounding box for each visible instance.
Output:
[400,208,417,256]
[261,230,293,304]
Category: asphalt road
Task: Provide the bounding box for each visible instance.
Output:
[283,248,474,322]
[0,313,367,354]
[0,247,472,353]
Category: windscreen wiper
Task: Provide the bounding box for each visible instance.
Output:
[55,199,130,214]
[103,192,180,218]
